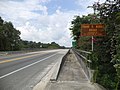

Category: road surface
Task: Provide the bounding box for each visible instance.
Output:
[0,49,68,90]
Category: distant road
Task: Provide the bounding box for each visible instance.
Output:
[0,49,68,90]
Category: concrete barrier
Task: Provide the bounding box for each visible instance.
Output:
[71,49,91,81]
[50,50,69,82]
[0,49,54,55]
[0,52,8,56]
[72,49,106,90]
[50,57,63,82]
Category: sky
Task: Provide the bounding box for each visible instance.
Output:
[0,0,105,47]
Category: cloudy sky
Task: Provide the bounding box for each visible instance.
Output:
[0,0,105,47]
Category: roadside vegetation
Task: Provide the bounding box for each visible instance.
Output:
[70,0,120,90]
[0,17,64,51]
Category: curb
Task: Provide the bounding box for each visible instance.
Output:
[33,62,58,90]
[50,50,70,82]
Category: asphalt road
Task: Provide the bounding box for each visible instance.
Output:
[0,49,68,90]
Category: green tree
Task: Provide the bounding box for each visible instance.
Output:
[94,0,120,89]
[0,17,4,50]
[69,0,120,89]
[0,17,21,51]
[48,42,60,49]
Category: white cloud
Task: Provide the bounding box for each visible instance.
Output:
[76,0,106,6]
[0,0,48,21]
[75,0,106,15]
[16,9,73,47]
[1,0,106,47]
[0,0,74,47]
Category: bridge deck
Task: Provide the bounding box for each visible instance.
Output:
[45,50,105,90]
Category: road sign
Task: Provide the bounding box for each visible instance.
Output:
[81,24,106,36]
[72,41,77,48]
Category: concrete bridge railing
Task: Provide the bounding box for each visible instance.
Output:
[72,49,92,81]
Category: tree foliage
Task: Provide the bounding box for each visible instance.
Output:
[70,0,120,89]
[95,0,120,89]
[0,17,21,51]
[20,40,61,49]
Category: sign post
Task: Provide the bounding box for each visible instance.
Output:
[81,24,105,51]
[92,36,94,51]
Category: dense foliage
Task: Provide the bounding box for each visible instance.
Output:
[93,0,120,89]
[70,0,120,89]
[0,17,21,50]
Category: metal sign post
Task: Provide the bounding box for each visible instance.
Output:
[92,36,94,51]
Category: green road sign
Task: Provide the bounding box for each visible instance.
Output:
[72,41,77,48]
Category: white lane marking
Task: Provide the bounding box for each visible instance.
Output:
[0,53,57,79]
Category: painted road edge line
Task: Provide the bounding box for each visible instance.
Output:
[0,53,57,79]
